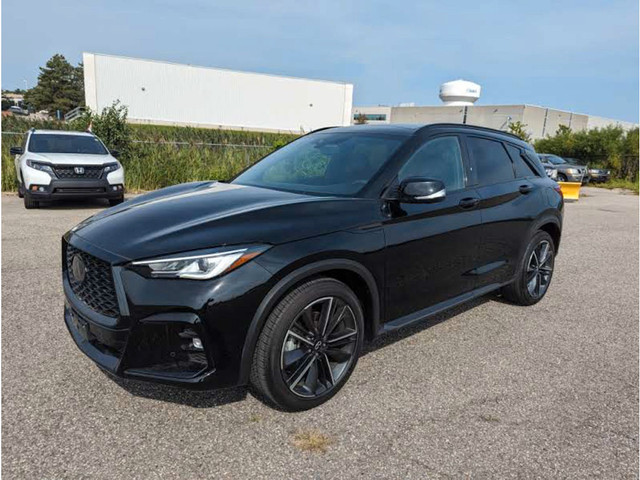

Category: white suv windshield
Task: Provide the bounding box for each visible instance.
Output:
[29,134,108,155]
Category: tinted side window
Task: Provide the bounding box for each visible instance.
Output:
[467,137,514,185]
[505,144,538,178]
[398,136,465,191]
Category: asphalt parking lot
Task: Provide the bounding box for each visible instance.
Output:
[2,187,638,479]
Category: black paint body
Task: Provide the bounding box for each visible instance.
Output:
[63,124,563,389]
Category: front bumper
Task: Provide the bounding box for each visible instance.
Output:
[589,173,610,183]
[28,178,124,201]
[62,235,273,390]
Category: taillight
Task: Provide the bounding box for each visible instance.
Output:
[553,183,563,198]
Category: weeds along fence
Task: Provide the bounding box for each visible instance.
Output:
[1,123,299,192]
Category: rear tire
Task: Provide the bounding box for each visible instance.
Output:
[23,194,39,209]
[250,277,364,411]
[502,231,555,306]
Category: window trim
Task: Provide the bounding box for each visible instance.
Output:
[504,142,541,179]
[463,134,519,187]
[394,134,470,194]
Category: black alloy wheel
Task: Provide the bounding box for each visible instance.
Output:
[502,230,555,306]
[250,277,364,411]
[526,240,554,299]
[280,296,358,398]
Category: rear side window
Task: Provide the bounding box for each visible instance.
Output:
[467,137,514,186]
[505,144,538,178]
[398,136,465,191]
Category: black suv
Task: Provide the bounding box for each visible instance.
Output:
[63,124,563,411]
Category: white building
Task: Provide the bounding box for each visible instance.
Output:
[83,53,354,133]
[353,80,637,140]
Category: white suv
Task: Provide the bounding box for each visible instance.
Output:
[11,129,125,209]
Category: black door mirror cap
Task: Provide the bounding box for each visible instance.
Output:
[399,177,446,203]
[110,149,120,158]
[10,146,24,156]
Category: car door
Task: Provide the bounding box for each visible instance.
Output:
[382,134,483,323]
[465,135,541,287]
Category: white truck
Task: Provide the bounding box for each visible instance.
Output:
[11,129,125,209]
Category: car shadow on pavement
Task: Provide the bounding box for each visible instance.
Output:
[98,369,249,408]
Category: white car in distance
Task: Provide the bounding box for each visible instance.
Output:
[11,129,125,209]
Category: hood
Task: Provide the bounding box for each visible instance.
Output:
[70,181,379,261]
[29,152,116,165]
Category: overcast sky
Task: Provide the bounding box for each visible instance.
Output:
[2,0,638,122]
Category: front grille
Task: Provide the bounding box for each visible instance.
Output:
[54,165,104,179]
[66,245,119,317]
[54,187,105,194]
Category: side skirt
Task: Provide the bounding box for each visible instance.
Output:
[379,281,511,334]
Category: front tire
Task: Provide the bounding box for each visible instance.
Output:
[250,277,364,411]
[502,231,555,306]
[23,194,39,209]
[557,173,568,182]
[109,197,124,207]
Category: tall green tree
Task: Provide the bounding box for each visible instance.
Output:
[23,54,84,115]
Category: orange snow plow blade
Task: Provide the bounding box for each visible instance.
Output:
[557,181,581,200]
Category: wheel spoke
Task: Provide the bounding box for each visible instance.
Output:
[300,308,317,335]
[286,329,314,347]
[538,242,550,265]
[322,353,335,386]
[287,354,316,389]
[319,297,335,337]
[326,348,351,363]
[530,251,539,268]
[303,358,320,394]
[535,273,542,297]
[526,268,537,282]
[327,329,357,345]
[283,348,306,368]
[527,273,538,295]
[325,304,348,338]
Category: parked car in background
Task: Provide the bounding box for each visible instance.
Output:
[62,123,563,411]
[587,167,611,183]
[538,154,589,184]
[540,161,558,180]
[11,129,125,209]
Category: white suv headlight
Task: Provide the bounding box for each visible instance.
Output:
[131,245,269,280]
[26,159,56,177]
[103,162,121,174]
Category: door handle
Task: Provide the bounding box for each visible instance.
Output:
[458,197,480,209]
[519,184,533,194]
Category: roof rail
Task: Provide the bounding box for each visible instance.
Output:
[418,123,525,141]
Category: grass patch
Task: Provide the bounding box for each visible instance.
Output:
[291,430,332,453]
[590,178,639,194]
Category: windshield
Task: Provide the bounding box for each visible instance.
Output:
[232,132,405,196]
[29,134,108,155]
[542,154,567,165]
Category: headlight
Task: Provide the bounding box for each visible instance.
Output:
[103,162,121,174]
[588,169,598,174]
[26,159,56,177]
[131,245,269,280]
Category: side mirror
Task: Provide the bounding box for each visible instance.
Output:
[110,149,120,158]
[10,147,23,156]
[400,177,446,203]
